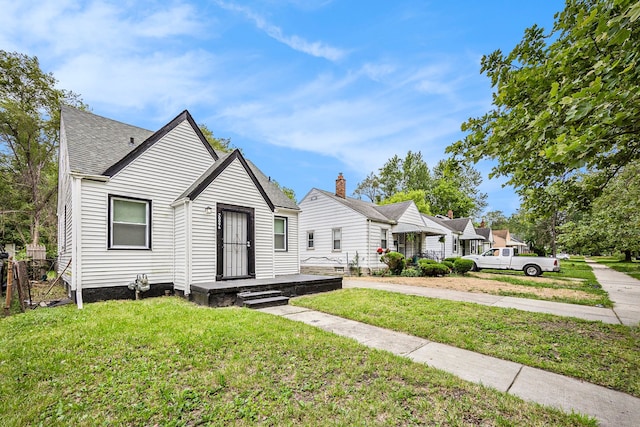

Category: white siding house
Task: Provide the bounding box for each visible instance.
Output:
[299,174,442,275]
[57,106,299,305]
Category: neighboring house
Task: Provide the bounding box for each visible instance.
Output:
[298,174,442,275]
[492,229,529,253]
[57,106,299,305]
[422,214,460,259]
[475,227,494,252]
[422,213,485,257]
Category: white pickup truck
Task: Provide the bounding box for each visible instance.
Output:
[463,247,560,276]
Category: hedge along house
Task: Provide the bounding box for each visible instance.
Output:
[57,106,304,307]
[298,173,443,275]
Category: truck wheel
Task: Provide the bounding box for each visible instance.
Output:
[524,264,541,277]
[471,262,479,272]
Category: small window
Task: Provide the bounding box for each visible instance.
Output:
[452,236,458,253]
[332,228,341,251]
[380,228,388,249]
[274,217,287,251]
[307,231,314,249]
[109,196,151,249]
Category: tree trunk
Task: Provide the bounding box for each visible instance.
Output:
[624,249,632,262]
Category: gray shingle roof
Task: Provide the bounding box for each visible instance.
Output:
[314,190,395,223]
[422,214,457,232]
[61,105,154,175]
[374,201,412,221]
[475,227,491,241]
[61,105,298,210]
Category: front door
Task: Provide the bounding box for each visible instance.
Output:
[217,204,255,280]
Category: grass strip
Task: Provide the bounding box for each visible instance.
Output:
[0,297,595,426]
[293,288,639,397]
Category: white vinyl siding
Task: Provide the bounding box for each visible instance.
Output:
[76,120,214,289]
[298,189,389,272]
[173,202,187,291]
[190,159,275,283]
[274,209,299,275]
[57,124,73,282]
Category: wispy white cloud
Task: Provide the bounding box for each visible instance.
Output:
[214,1,346,61]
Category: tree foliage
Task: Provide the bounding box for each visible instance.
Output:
[1,50,83,247]
[354,152,486,218]
[557,160,640,259]
[447,0,640,215]
[198,124,234,153]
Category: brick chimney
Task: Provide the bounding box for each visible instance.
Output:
[447,209,453,219]
[335,173,346,198]
[480,219,486,228]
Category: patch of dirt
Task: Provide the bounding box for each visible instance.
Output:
[347,275,599,302]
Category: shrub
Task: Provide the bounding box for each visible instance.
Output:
[380,251,405,275]
[453,258,474,275]
[400,267,421,277]
[417,259,451,277]
[441,260,454,270]
[417,258,437,264]
[444,257,460,263]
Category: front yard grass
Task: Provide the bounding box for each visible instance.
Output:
[0,297,596,426]
[471,257,611,307]
[292,288,640,398]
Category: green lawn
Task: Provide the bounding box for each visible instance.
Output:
[292,288,639,398]
[593,256,640,280]
[0,297,595,426]
[473,258,611,307]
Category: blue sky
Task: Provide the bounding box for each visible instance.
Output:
[1,0,564,218]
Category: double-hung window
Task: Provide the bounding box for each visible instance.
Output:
[274,217,287,251]
[109,196,151,249]
[332,228,341,251]
[307,231,314,249]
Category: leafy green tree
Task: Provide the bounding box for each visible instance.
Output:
[447,0,640,216]
[353,172,382,202]
[482,210,509,229]
[430,159,486,217]
[198,124,234,153]
[558,161,640,260]
[1,50,83,247]
[270,179,296,203]
[379,190,431,214]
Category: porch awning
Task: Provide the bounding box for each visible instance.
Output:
[393,222,444,236]
[461,232,487,240]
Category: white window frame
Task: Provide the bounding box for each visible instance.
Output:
[108,195,151,250]
[452,236,458,253]
[380,228,388,249]
[274,217,287,251]
[332,228,342,251]
[307,231,315,250]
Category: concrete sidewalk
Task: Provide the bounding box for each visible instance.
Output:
[260,304,640,427]
[586,259,640,326]
[343,279,622,324]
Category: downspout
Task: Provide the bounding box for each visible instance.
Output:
[185,200,192,295]
[366,219,371,273]
[72,177,83,309]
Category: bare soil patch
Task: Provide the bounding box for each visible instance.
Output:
[347,274,599,302]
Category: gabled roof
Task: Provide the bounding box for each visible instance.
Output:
[475,227,492,241]
[60,105,218,176]
[444,218,471,233]
[313,189,395,224]
[422,214,458,233]
[62,105,298,211]
[176,150,299,211]
[374,201,413,221]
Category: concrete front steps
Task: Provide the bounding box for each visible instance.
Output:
[237,290,289,309]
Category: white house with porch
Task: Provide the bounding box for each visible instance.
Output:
[298,174,443,275]
[57,106,300,306]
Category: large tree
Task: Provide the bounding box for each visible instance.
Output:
[447,0,640,216]
[1,50,83,247]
